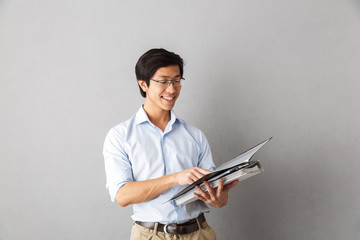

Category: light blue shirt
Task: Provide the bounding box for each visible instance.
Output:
[103,106,216,223]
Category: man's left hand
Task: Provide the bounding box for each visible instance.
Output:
[194,179,239,208]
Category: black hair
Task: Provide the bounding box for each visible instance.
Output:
[135,48,184,98]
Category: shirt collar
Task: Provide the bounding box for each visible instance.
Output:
[134,106,150,125]
[134,106,179,126]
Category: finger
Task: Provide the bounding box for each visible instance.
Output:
[223,180,239,192]
[189,172,201,183]
[217,178,224,196]
[194,167,211,175]
[191,169,205,179]
[203,181,215,197]
[194,192,207,202]
[184,173,196,184]
[195,185,209,199]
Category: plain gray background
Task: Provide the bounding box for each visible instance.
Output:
[1,0,360,239]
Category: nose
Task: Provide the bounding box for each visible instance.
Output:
[166,81,177,92]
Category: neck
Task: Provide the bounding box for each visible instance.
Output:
[142,103,171,130]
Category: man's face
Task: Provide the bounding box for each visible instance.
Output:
[138,65,182,112]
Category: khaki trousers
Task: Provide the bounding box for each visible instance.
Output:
[130,220,216,240]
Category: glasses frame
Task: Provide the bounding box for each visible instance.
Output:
[150,78,185,88]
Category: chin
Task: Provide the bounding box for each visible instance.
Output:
[161,104,175,111]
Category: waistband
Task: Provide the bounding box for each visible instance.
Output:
[135,213,206,235]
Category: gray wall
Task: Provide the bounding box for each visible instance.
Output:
[1,0,360,239]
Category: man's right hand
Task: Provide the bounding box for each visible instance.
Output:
[174,167,211,185]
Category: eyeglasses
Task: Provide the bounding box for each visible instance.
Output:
[150,78,185,88]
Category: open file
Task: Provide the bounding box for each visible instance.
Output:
[168,137,272,205]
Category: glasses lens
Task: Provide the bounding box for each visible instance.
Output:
[151,78,184,88]
[173,80,180,87]
[176,78,184,87]
[168,79,184,87]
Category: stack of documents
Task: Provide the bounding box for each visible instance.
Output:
[169,138,272,205]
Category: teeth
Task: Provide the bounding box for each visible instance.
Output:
[162,96,174,100]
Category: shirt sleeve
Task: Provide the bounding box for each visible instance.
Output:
[103,127,134,202]
[197,131,216,172]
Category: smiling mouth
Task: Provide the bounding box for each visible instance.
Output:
[161,96,175,101]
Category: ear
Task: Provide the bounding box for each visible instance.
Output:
[137,80,148,92]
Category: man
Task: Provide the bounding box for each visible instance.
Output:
[103,48,238,240]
